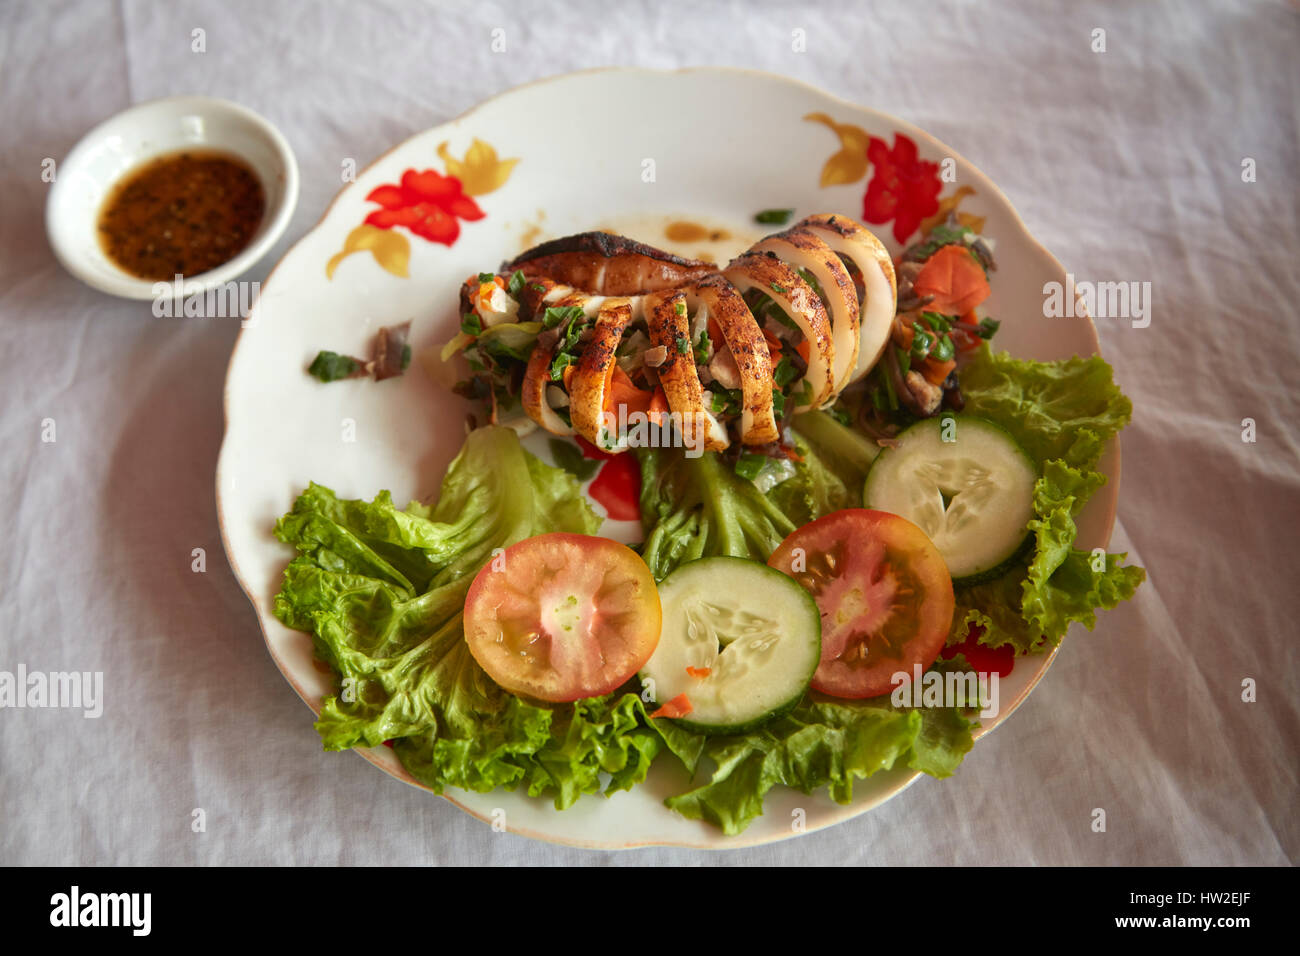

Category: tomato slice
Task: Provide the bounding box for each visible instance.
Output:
[463,533,661,702]
[768,510,954,699]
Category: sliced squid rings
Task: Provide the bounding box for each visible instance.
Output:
[465,212,898,450]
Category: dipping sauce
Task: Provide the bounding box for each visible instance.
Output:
[97,150,265,281]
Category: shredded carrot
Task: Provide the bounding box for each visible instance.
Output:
[921,357,956,387]
[762,329,784,360]
[912,245,990,316]
[606,365,655,417]
[685,666,711,679]
[648,386,670,425]
[648,693,693,719]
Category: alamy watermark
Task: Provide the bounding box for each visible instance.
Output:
[0,664,103,718]
[1043,273,1151,329]
[151,273,261,326]
[596,406,708,458]
[891,662,999,718]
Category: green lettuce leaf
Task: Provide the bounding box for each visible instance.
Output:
[959,345,1133,472]
[637,445,796,580]
[273,426,662,807]
[945,349,1146,654]
[768,410,881,525]
[654,674,979,835]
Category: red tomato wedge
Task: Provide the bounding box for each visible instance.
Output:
[912,244,991,316]
[768,510,954,699]
[463,533,661,702]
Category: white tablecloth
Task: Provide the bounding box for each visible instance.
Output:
[1,0,1295,865]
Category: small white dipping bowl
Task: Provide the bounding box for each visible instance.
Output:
[46,95,299,300]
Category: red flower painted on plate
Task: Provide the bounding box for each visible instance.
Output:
[364,169,485,245]
[861,134,943,244]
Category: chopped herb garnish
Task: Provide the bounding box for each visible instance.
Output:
[400,344,412,371]
[307,350,361,383]
[771,388,786,418]
[910,324,935,362]
[549,351,573,381]
[711,387,742,416]
[773,355,798,387]
[770,282,788,295]
[735,453,767,481]
[506,270,526,297]
[675,301,687,315]
[881,365,899,410]
[461,313,483,336]
[754,208,795,225]
[543,305,584,329]
[548,439,599,481]
[977,317,1001,340]
[675,335,690,356]
[478,272,496,284]
[532,283,546,293]
[896,345,911,375]
[693,329,711,365]
[931,333,955,363]
[920,311,952,333]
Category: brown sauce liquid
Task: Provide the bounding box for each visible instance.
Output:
[664,220,730,243]
[97,150,265,281]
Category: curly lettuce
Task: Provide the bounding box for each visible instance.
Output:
[273,426,661,807]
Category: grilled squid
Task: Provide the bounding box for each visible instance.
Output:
[448,213,898,453]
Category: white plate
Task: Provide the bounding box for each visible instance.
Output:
[217,68,1117,850]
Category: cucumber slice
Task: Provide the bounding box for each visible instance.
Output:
[639,557,820,735]
[864,415,1037,584]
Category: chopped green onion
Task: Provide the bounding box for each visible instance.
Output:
[910,324,934,362]
[770,282,788,295]
[881,365,899,410]
[920,311,952,332]
[675,335,690,356]
[506,270,526,297]
[896,345,911,375]
[771,388,786,418]
[531,283,546,293]
[693,329,711,365]
[477,272,496,284]
[460,313,483,336]
[675,301,687,315]
[734,453,767,481]
[931,333,955,363]
[754,208,795,225]
[977,317,1001,340]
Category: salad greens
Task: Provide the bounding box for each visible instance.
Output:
[273,426,662,805]
[272,343,1143,836]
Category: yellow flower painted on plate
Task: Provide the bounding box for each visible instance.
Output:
[920,185,985,236]
[437,138,519,197]
[803,112,871,187]
[325,224,410,280]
